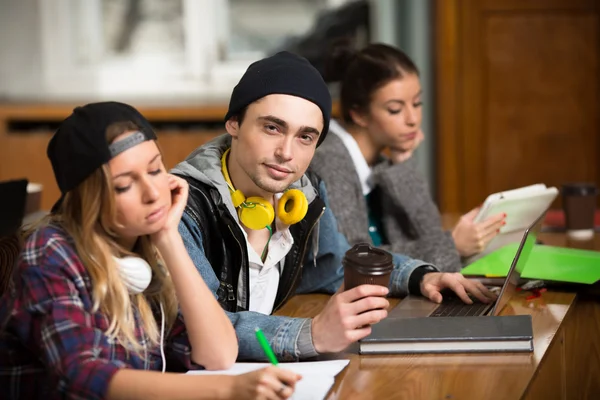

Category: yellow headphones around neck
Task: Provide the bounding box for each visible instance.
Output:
[221,148,308,230]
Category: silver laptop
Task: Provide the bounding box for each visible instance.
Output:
[388,211,546,319]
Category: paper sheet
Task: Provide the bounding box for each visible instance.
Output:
[186,360,349,400]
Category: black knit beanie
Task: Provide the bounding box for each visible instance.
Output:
[224,51,332,146]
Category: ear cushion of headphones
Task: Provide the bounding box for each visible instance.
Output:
[278,189,308,225]
[238,197,275,230]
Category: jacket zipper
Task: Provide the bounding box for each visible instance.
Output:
[219,282,236,301]
[228,224,248,309]
[186,200,238,304]
[277,206,326,308]
[180,179,245,309]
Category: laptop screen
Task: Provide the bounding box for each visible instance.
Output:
[490,212,546,316]
[0,179,28,237]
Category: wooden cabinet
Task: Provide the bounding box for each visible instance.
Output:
[0,103,227,210]
[435,0,600,213]
[0,101,341,211]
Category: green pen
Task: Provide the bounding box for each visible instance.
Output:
[255,327,279,365]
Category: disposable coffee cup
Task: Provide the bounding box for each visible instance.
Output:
[343,243,393,291]
[562,183,597,240]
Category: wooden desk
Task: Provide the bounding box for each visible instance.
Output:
[275,233,600,399]
[540,232,600,400]
[0,102,230,210]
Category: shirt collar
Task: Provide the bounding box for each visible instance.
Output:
[329,119,374,195]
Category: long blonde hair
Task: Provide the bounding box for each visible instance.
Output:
[41,122,178,353]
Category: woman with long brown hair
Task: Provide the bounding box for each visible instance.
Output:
[313,42,506,270]
[0,102,299,399]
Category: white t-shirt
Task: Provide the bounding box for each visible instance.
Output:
[235,195,294,315]
[329,119,374,196]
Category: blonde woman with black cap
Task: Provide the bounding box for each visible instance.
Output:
[0,102,300,400]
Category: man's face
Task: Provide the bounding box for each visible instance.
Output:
[226,94,324,194]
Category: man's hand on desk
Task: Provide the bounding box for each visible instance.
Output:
[311,284,389,353]
[420,272,498,304]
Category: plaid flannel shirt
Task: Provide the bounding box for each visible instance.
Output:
[0,225,202,400]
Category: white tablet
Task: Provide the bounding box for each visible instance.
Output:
[474,184,558,233]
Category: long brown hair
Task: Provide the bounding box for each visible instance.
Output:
[324,41,420,124]
[38,122,178,353]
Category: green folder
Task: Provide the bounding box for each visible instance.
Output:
[462,244,600,284]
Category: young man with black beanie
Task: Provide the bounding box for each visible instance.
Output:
[173,51,496,361]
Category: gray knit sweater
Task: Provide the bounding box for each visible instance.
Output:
[310,128,462,272]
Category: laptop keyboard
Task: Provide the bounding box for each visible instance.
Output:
[429,297,492,318]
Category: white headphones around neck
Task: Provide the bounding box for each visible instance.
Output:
[114,256,166,373]
[115,256,152,294]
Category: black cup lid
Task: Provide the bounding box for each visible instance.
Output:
[343,243,393,271]
[562,183,598,196]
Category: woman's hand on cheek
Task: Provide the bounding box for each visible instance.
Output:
[151,174,189,245]
[390,129,425,164]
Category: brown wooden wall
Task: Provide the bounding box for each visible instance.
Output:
[435,0,600,214]
[0,102,341,211]
[0,104,227,211]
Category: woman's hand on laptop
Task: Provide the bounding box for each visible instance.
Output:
[420,272,498,304]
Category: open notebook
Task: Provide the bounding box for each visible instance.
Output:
[187,360,349,400]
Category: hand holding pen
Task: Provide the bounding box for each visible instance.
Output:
[218,328,302,400]
[226,327,302,400]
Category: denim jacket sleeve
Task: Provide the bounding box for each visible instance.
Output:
[178,212,317,361]
[295,181,439,297]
